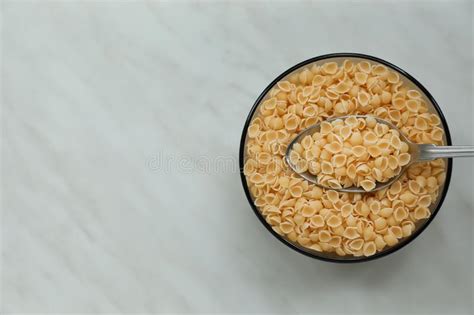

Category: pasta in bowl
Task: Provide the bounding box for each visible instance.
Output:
[239,53,452,262]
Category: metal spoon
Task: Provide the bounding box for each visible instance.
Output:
[285,115,474,193]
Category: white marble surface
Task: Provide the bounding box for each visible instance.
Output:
[2,0,473,314]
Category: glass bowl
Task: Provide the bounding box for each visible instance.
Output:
[239,53,453,263]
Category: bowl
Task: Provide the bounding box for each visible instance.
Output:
[239,53,452,263]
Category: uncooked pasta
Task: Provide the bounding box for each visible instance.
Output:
[288,116,411,191]
[243,59,446,257]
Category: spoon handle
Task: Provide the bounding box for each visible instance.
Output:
[418,144,474,160]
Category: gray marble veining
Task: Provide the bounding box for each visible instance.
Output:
[2,0,473,313]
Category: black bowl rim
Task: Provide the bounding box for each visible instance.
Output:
[239,52,453,263]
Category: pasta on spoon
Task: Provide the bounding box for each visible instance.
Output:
[287,116,411,192]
